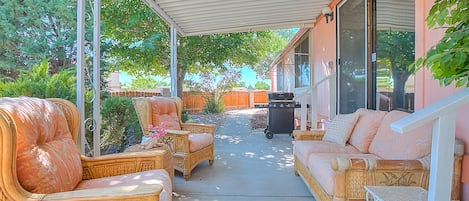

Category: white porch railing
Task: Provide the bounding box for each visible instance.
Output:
[391,88,469,201]
[296,72,336,130]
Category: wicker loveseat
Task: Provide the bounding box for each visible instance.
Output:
[0,97,172,201]
[133,96,215,180]
[293,109,463,201]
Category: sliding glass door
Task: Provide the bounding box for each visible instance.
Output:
[337,0,367,114]
[336,0,415,114]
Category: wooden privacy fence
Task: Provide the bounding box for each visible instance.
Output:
[112,90,269,113]
[110,91,160,97]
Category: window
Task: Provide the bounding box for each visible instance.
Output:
[277,62,284,91]
[294,37,310,88]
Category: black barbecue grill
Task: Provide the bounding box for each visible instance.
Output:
[255,92,300,139]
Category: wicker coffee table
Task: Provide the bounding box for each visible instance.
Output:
[124,143,174,181]
[364,186,427,201]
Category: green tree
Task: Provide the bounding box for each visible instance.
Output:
[250,29,296,79]
[377,30,415,109]
[235,81,247,88]
[415,0,469,87]
[101,0,284,97]
[126,76,169,90]
[0,0,89,78]
[254,81,270,90]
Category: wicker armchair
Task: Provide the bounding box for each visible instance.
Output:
[0,97,172,201]
[133,96,215,180]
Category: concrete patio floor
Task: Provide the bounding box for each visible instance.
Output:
[172,109,315,201]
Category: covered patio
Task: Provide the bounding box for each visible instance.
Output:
[73,0,469,201]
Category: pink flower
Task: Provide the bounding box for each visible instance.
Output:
[147,122,167,139]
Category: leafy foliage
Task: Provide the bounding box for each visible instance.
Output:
[0,60,76,101]
[126,75,169,90]
[203,92,224,114]
[254,81,270,90]
[186,66,242,93]
[377,30,415,109]
[100,97,142,153]
[101,0,285,96]
[186,66,241,114]
[0,0,91,76]
[415,0,469,87]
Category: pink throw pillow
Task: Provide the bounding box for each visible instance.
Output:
[368,110,432,160]
[322,113,360,146]
[348,108,387,153]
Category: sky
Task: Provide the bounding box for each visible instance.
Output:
[119,66,270,88]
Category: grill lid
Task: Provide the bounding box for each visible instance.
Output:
[268,92,294,101]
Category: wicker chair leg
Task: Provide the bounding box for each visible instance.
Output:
[209,160,214,165]
[183,171,191,180]
[294,164,299,176]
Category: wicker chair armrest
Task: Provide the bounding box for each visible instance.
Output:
[331,157,430,172]
[181,123,215,134]
[165,129,190,153]
[43,184,162,201]
[293,129,325,141]
[329,157,431,199]
[81,151,165,180]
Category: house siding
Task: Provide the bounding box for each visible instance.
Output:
[415,0,469,199]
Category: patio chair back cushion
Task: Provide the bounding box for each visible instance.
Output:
[149,97,181,130]
[0,97,82,194]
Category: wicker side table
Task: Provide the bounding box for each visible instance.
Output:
[124,143,174,182]
[364,186,427,201]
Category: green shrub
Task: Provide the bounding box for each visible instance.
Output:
[203,92,224,114]
[0,60,76,101]
[100,97,142,154]
[181,108,189,123]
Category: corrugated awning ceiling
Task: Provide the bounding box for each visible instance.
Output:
[143,0,331,36]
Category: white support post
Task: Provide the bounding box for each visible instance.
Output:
[76,0,86,154]
[92,0,101,157]
[170,25,178,97]
[300,95,307,130]
[311,87,318,129]
[329,73,337,119]
[428,113,457,201]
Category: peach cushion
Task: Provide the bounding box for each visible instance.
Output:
[75,170,171,201]
[293,140,361,165]
[307,153,381,195]
[149,97,181,130]
[0,97,82,194]
[322,113,360,146]
[348,109,387,153]
[369,110,432,160]
[189,133,214,152]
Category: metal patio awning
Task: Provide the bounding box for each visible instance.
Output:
[143,0,332,36]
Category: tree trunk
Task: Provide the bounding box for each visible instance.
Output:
[177,65,185,98]
[391,66,411,110]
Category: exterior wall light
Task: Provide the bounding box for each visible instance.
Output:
[322,7,334,23]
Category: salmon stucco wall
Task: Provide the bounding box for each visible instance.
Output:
[311,2,338,119]
[415,0,469,199]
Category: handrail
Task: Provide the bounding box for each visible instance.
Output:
[313,73,335,89]
[390,88,469,201]
[391,88,469,133]
[295,73,336,130]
